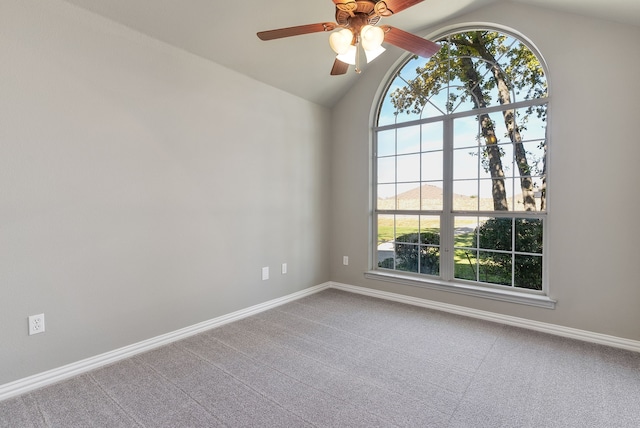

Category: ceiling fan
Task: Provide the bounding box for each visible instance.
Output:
[257,0,441,75]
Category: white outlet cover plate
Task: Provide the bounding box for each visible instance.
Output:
[28,314,45,335]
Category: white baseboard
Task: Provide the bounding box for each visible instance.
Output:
[0,282,331,402]
[3,280,638,402]
[329,281,640,353]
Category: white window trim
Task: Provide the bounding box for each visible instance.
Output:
[371,28,553,308]
[364,270,556,309]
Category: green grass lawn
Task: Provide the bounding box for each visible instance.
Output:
[377,216,440,243]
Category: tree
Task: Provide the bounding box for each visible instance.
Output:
[390,31,547,212]
[473,218,543,289]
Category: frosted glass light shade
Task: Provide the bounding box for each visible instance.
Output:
[329,29,354,54]
[360,25,384,51]
[364,45,386,63]
[336,45,357,65]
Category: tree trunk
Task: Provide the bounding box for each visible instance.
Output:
[506,110,537,211]
[460,56,508,211]
[472,34,537,211]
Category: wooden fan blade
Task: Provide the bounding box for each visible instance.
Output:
[257,23,337,41]
[330,58,350,75]
[381,25,440,57]
[375,0,423,16]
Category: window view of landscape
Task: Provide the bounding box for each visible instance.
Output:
[375,30,547,291]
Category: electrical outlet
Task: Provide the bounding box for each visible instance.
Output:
[28,314,45,335]
[281,263,287,274]
[262,266,269,280]
[343,256,349,266]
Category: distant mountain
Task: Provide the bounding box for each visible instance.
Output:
[377,183,520,211]
[396,184,443,200]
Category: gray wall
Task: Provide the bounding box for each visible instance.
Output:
[0,0,331,385]
[330,2,640,341]
[2,0,640,389]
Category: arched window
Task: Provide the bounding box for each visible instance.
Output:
[372,28,552,307]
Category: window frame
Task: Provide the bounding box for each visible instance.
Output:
[367,26,555,309]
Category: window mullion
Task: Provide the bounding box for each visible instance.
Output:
[441,117,454,281]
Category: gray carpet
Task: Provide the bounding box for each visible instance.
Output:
[2,288,640,427]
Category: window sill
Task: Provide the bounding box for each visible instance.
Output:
[364,271,556,309]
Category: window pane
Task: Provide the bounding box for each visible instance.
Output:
[455,249,477,281]
[519,141,545,176]
[515,218,543,253]
[397,154,421,182]
[377,214,395,269]
[478,217,512,251]
[454,116,479,149]
[532,177,546,212]
[395,243,419,273]
[479,251,512,286]
[377,130,395,157]
[420,215,440,244]
[514,187,535,211]
[514,254,542,290]
[420,246,440,275]
[421,183,443,210]
[377,157,395,183]
[513,140,546,212]
[519,106,547,141]
[397,126,420,155]
[453,181,479,211]
[454,216,477,248]
[453,147,479,180]
[377,184,395,209]
[477,179,512,211]
[513,180,545,212]
[485,112,509,145]
[422,122,443,152]
[421,151,442,181]
[395,215,420,241]
[377,214,395,246]
[396,183,421,210]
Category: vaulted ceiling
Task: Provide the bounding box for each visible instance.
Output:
[62,0,640,107]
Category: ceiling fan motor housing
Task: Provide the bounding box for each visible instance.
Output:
[335,0,382,33]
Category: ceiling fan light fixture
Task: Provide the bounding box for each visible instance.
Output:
[360,25,384,51]
[329,28,353,54]
[336,44,357,65]
[364,45,386,63]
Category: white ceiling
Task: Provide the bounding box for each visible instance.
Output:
[62,0,640,107]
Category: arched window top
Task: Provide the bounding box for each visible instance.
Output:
[377,29,548,126]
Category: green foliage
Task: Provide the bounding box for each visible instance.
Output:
[390,31,547,117]
[380,221,542,289]
[379,232,440,275]
[472,218,543,289]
